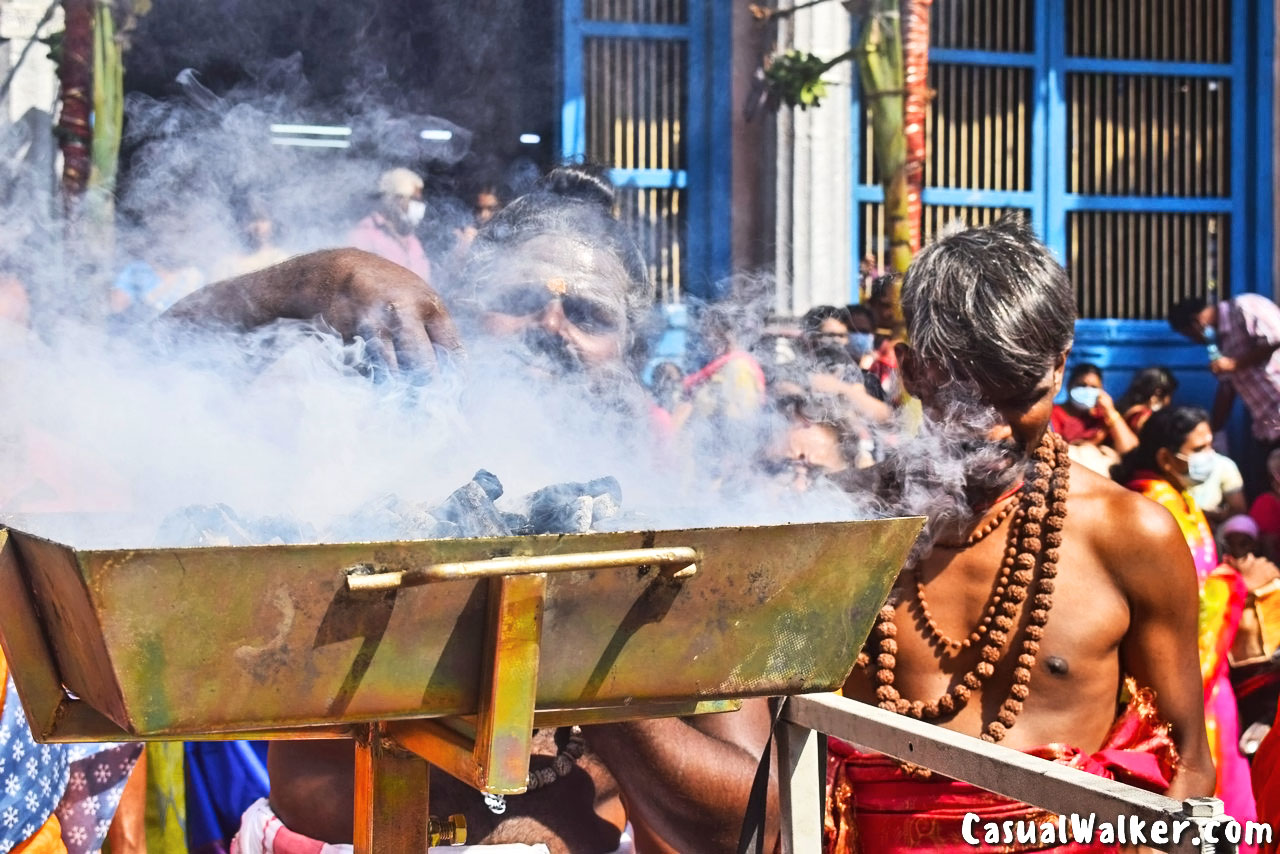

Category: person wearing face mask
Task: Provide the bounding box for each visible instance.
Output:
[347,167,433,284]
[1049,362,1139,475]
[1171,293,1280,454]
[1115,405,1257,830]
[1116,365,1179,433]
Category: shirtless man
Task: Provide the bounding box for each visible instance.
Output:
[167,169,777,854]
[830,218,1216,850]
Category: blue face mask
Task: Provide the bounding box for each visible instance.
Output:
[1068,386,1101,410]
[848,332,875,358]
[1176,449,1217,487]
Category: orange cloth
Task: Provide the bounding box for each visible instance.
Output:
[11,816,66,854]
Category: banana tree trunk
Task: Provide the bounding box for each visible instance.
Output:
[89,1,124,227]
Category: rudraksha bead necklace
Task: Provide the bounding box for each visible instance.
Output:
[858,431,1070,743]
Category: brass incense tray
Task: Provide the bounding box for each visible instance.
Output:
[0,518,921,850]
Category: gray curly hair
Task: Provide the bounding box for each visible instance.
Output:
[901,215,1076,395]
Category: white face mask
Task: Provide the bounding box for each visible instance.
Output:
[405,199,427,228]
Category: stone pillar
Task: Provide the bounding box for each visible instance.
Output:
[0,0,65,209]
[773,1,854,318]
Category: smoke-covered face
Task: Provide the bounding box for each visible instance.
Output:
[472,234,631,373]
[383,189,426,234]
[901,348,1065,505]
[244,217,274,250]
[759,420,848,493]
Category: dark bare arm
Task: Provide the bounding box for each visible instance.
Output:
[1101,490,1216,798]
[586,698,779,852]
[163,249,462,374]
[1209,382,1236,434]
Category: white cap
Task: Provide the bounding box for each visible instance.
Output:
[378,167,424,198]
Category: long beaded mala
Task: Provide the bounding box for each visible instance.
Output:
[483,726,587,815]
[856,431,1070,743]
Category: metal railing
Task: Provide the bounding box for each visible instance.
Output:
[777,693,1246,854]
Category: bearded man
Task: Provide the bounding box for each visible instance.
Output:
[165,167,777,854]
[828,218,1216,852]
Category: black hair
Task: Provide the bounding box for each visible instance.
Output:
[801,305,852,334]
[846,304,874,323]
[1111,405,1209,484]
[535,163,616,215]
[1116,366,1179,414]
[1169,296,1208,333]
[901,214,1075,396]
[868,274,897,304]
[1067,362,1102,386]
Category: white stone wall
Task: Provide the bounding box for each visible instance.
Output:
[773,0,854,317]
[0,0,64,210]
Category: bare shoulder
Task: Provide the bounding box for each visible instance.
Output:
[1066,461,1195,597]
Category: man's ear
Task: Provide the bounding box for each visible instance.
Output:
[1052,349,1070,393]
[896,342,923,398]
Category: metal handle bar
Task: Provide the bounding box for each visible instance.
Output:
[346,546,699,592]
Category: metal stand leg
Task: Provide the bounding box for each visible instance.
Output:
[354,724,431,854]
[778,721,824,854]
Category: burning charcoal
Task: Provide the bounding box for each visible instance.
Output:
[328,494,440,542]
[501,512,532,535]
[249,515,317,546]
[585,477,622,505]
[525,477,623,534]
[472,469,505,502]
[428,519,462,539]
[590,493,620,526]
[434,473,512,538]
[156,504,257,547]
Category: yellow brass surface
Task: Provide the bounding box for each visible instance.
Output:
[0,518,923,741]
[430,814,467,846]
[354,723,430,854]
[347,546,699,591]
[475,573,545,791]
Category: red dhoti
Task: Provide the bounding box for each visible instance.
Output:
[825,692,1178,853]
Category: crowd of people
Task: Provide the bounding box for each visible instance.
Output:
[1,162,1280,853]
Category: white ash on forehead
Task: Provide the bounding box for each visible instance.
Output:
[153,470,630,547]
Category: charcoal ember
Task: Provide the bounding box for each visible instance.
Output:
[328,494,441,541]
[249,515,317,545]
[156,504,257,547]
[525,477,623,535]
[472,469,505,502]
[434,471,512,538]
[590,494,620,526]
[501,512,532,535]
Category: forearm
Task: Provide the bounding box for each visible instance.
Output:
[1104,411,1139,454]
[163,266,291,330]
[1210,384,1235,433]
[587,717,777,851]
[1163,749,1216,800]
[106,749,148,853]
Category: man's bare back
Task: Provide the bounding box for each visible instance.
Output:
[844,461,1213,794]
